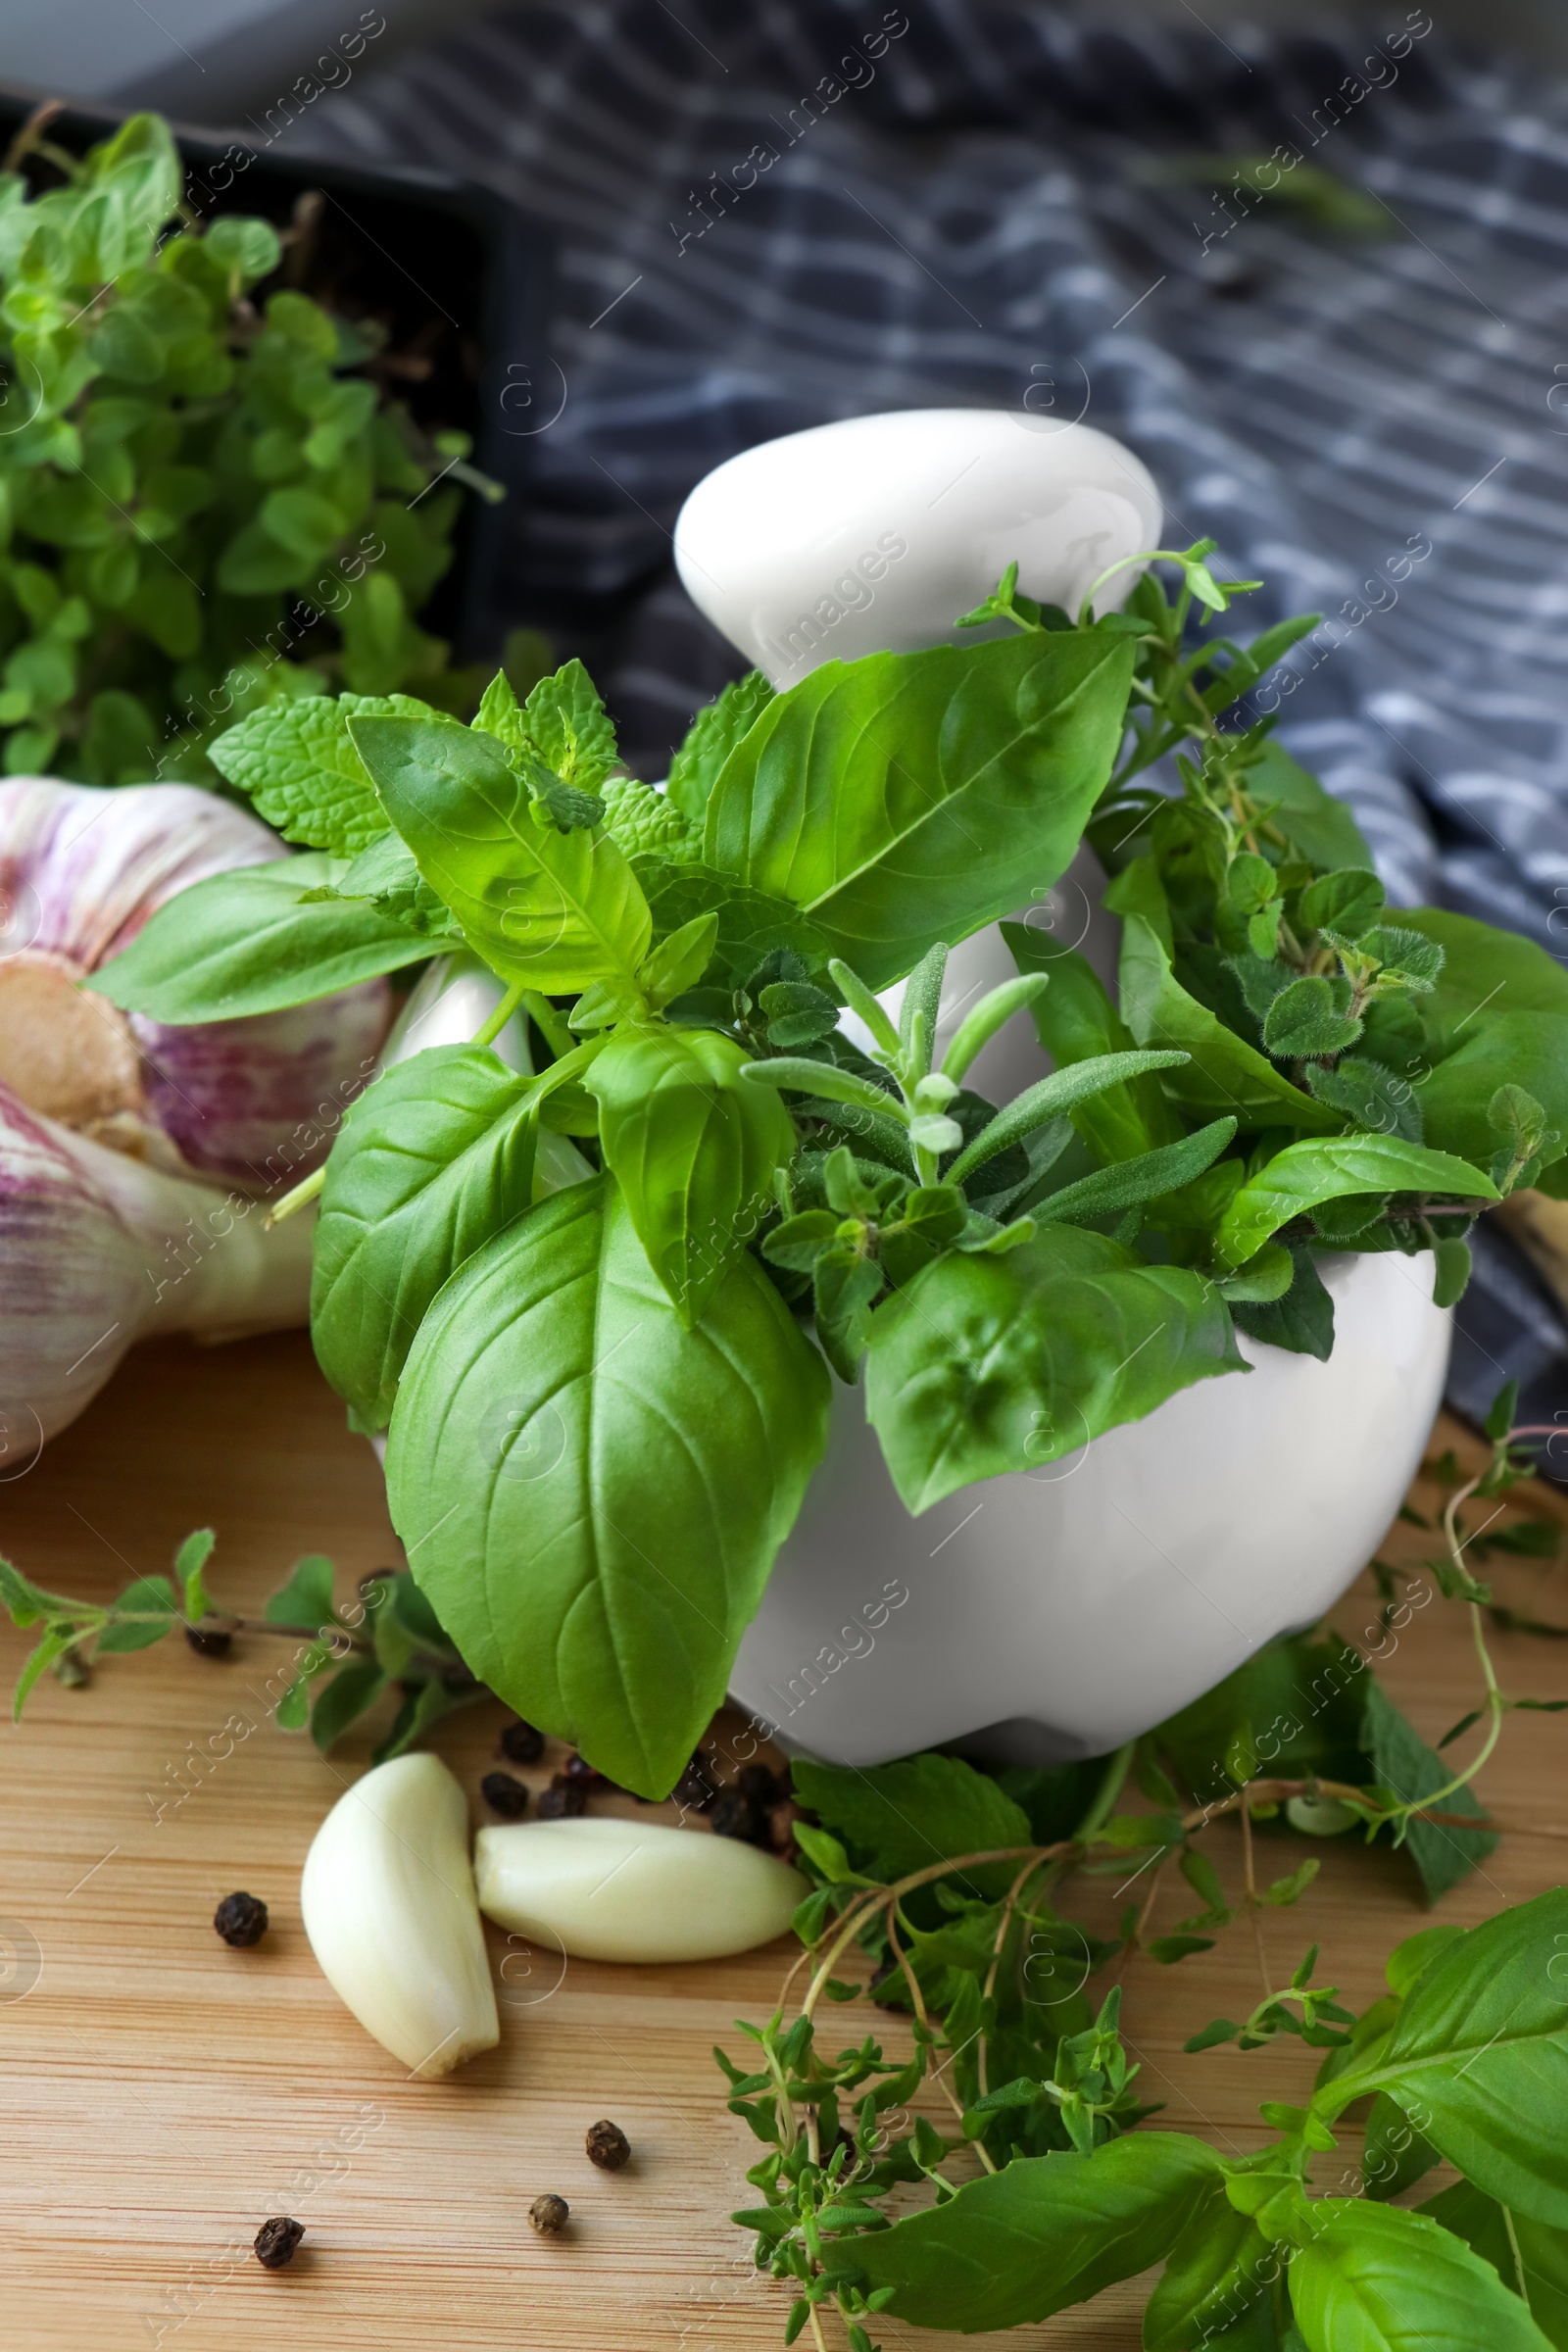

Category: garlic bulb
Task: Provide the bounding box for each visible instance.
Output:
[673,408,1162,685]
[475,1816,807,1964]
[301,1753,499,2078]
[0,777,391,1183]
[2,1088,317,1466]
[0,778,396,1451]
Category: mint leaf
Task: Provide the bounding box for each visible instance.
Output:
[665,670,775,824]
[1360,1679,1496,1900]
[210,692,428,853]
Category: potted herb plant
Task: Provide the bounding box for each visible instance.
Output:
[92,418,1568,1797]
[0,104,531,784]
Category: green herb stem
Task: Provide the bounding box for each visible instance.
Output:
[471,979,528,1049]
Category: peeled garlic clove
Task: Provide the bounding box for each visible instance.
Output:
[301,1753,499,2078]
[673,408,1162,685]
[475,1816,807,1964]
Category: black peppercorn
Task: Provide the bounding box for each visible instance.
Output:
[529,2193,569,2235]
[500,1717,545,1765]
[737,1762,781,1807]
[253,2216,305,2269]
[214,1891,269,1947]
[561,1750,603,1786]
[709,1788,769,1846]
[585,2119,630,2171]
[535,1778,587,1820]
[480,1771,531,1821]
[672,1755,719,1812]
[184,1624,231,1658]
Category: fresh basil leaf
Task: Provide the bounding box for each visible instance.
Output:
[311,1044,539,1430]
[209,691,427,854]
[1110,890,1346,1135]
[639,911,718,1007]
[89,856,434,1021]
[1419,2180,1568,2348]
[1217,1239,1295,1303]
[1228,1246,1336,1359]
[1028,1118,1238,1226]
[1362,2091,1440,2201]
[665,669,775,824]
[315,828,464,940]
[1216,1136,1496,1268]
[584,1024,796,1325]
[1368,910,1568,1167]
[1144,2182,1276,2352]
[1156,1632,1369,1797]
[790,1752,1032,1896]
[384,1178,830,1796]
[349,710,652,993]
[704,630,1135,988]
[1316,1887,1568,2227]
[865,1221,1244,1512]
[1360,1679,1497,1900]
[1289,2200,1551,2352]
[1248,739,1376,872]
[852,2132,1222,2330]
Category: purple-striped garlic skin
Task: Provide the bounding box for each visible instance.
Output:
[0,778,394,1189]
[0,1078,317,1450]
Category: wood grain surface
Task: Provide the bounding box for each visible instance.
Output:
[4,1329,1567,2351]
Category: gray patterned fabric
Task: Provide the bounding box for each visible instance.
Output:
[296,0,1568,1422]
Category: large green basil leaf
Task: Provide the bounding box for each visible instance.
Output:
[1361,911,1568,1167]
[1315,1888,1568,2228]
[311,1045,538,1430]
[864,1221,1245,1513]
[703,630,1135,988]
[1112,897,1346,1136]
[583,1024,796,1326]
[1143,2183,1276,2352]
[89,856,433,1021]
[1216,1136,1496,1268]
[349,711,652,992]
[385,1178,830,1796]
[852,2132,1222,2330]
[1289,2200,1552,2352]
[1420,2180,1568,2349]
[1248,739,1376,872]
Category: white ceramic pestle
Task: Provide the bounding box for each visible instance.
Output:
[672,407,1162,688]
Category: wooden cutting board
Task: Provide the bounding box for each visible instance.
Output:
[4,1330,1567,2351]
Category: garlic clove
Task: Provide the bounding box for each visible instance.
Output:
[673,408,1162,685]
[474,1816,807,1965]
[0,776,393,1186]
[0,1080,315,1449]
[301,1753,499,2078]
